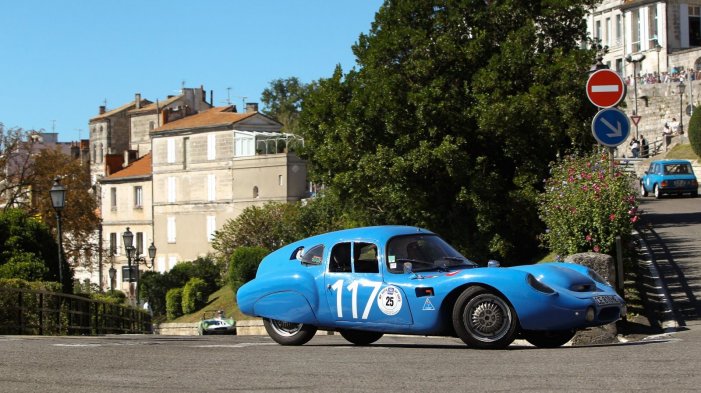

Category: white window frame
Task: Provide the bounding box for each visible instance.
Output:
[207,134,216,160]
[206,215,216,242]
[167,216,176,243]
[207,174,216,201]
[167,138,175,163]
[167,177,176,203]
[134,186,143,208]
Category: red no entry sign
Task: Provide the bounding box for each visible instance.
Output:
[586,69,626,108]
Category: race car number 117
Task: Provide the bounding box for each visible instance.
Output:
[330,280,403,319]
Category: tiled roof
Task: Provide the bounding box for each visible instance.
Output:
[104,153,152,180]
[153,106,258,132]
[129,95,183,114]
[90,100,150,121]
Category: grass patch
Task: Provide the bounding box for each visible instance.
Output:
[171,286,254,323]
[665,144,700,160]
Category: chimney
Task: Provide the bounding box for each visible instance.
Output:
[135,93,141,109]
[99,105,106,114]
[246,102,259,113]
[123,150,130,167]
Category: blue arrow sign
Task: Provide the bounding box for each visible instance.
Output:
[591,108,630,147]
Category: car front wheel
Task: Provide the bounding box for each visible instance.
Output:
[522,329,576,348]
[338,329,384,345]
[640,182,648,197]
[263,318,317,346]
[452,286,518,349]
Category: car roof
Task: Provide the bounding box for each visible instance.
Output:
[299,225,435,245]
[651,159,693,165]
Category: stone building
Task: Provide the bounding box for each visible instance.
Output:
[86,87,308,294]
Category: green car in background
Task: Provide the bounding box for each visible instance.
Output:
[197,310,236,335]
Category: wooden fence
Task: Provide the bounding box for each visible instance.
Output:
[0,287,152,335]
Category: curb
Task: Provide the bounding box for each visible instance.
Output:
[633,229,680,333]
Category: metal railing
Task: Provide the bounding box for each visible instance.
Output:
[0,287,151,335]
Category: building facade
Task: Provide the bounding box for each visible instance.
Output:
[88,88,308,294]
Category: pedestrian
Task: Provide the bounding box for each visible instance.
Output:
[640,135,648,158]
[663,120,674,150]
[630,137,640,158]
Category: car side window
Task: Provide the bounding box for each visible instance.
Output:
[300,244,324,265]
[329,242,352,272]
[647,163,654,174]
[353,242,379,273]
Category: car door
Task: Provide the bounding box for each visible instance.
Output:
[644,163,655,190]
[324,241,413,325]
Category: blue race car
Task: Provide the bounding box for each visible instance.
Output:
[640,159,698,198]
[236,226,625,349]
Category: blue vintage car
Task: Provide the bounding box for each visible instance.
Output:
[236,226,625,349]
[640,159,698,198]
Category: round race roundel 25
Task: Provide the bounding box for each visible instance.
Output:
[377,286,403,316]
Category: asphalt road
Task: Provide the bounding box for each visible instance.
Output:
[1,196,700,393]
[1,332,700,393]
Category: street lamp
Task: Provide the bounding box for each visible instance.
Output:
[49,177,66,291]
[678,81,686,135]
[626,53,646,139]
[655,42,663,83]
[108,262,116,292]
[122,227,156,305]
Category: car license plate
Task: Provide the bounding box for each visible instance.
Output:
[594,295,619,306]
[674,180,686,187]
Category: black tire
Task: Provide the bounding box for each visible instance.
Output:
[338,329,384,345]
[452,286,518,349]
[263,318,317,346]
[522,329,576,348]
[640,182,648,197]
[654,184,662,199]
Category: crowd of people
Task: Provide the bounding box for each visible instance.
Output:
[624,67,699,85]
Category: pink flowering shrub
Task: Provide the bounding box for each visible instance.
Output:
[539,152,639,256]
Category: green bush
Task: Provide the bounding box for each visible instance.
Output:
[539,151,638,257]
[688,105,701,158]
[165,287,183,320]
[227,246,269,291]
[181,278,207,315]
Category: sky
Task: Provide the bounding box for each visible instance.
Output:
[0,0,383,142]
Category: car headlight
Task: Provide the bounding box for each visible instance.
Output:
[527,273,556,294]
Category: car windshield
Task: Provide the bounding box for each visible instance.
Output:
[386,234,477,273]
[663,163,693,175]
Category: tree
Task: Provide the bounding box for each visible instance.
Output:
[297,1,599,263]
[688,104,701,158]
[0,208,64,284]
[0,125,34,209]
[29,148,99,270]
[260,77,309,133]
[227,246,269,291]
[212,202,305,256]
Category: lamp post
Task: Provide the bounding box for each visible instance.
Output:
[49,177,66,291]
[655,42,663,83]
[626,53,646,139]
[678,81,686,136]
[108,260,116,292]
[122,227,156,305]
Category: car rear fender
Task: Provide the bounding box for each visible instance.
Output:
[252,291,319,324]
[236,271,319,323]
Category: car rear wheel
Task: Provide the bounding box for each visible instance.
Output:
[522,329,576,348]
[263,318,317,346]
[640,182,648,197]
[654,184,662,199]
[338,329,384,345]
[452,286,518,349]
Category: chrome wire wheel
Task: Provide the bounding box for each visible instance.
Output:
[263,318,317,346]
[269,320,303,337]
[452,286,518,349]
[463,294,512,342]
